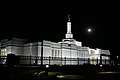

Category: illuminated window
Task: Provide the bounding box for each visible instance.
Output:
[1,48,7,56]
[90,50,95,54]
[90,56,97,65]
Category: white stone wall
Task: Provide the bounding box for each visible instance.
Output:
[0,38,111,65]
[32,42,39,56]
[6,45,24,56]
[62,48,70,58]
[24,42,42,56]
[24,44,31,56]
[43,46,52,57]
[71,49,77,58]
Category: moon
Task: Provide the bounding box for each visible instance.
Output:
[88,29,92,32]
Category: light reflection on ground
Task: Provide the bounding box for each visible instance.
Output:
[57,75,83,79]
[57,72,120,80]
[98,71,119,74]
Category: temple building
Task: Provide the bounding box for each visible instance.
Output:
[0,15,110,65]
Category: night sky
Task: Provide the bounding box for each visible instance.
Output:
[1,1,120,57]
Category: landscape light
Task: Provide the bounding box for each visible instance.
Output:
[100,64,102,67]
[46,64,49,68]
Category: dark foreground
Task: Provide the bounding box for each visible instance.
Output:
[1,64,120,80]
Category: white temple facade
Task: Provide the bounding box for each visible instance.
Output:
[0,15,110,65]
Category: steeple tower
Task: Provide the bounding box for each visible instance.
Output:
[59,14,82,46]
[66,14,73,39]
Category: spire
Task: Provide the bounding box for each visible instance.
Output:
[67,14,71,34]
[68,14,70,21]
[65,14,73,39]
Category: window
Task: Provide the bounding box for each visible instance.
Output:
[1,48,7,56]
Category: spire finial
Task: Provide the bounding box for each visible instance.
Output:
[68,14,70,21]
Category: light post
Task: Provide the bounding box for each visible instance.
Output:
[61,43,62,65]
[70,45,71,65]
[116,56,119,65]
[45,64,49,76]
[30,43,32,65]
[68,44,71,65]
[41,40,43,66]
[59,44,62,66]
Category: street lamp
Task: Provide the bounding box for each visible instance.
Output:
[45,64,49,76]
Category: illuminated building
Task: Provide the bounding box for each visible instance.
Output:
[0,15,110,65]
